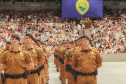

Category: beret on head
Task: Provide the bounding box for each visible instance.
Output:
[80,35,90,41]
[25,33,33,39]
[36,39,41,43]
[19,43,22,45]
[42,42,46,45]
[6,41,11,44]
[11,34,20,41]
[32,37,37,43]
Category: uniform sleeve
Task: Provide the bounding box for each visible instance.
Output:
[43,47,47,53]
[71,50,78,69]
[95,49,103,64]
[0,52,6,64]
[23,50,33,64]
[36,48,45,60]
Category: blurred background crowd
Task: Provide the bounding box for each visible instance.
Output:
[0,7,126,54]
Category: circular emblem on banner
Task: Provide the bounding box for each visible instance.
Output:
[76,0,89,15]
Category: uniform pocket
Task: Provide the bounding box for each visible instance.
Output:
[21,56,25,60]
[32,53,37,57]
[6,56,12,61]
[77,57,84,65]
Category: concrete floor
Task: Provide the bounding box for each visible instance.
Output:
[48,55,126,84]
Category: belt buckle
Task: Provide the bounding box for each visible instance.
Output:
[86,73,89,76]
[13,75,17,79]
[28,71,30,74]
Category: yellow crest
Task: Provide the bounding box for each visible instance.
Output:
[76,0,89,15]
[91,51,94,54]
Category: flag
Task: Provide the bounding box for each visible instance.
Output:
[62,0,103,18]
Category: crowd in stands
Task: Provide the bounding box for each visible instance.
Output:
[90,7,126,54]
[0,7,126,54]
[0,9,79,52]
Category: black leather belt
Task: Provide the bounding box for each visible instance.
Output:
[5,71,29,79]
[30,65,44,76]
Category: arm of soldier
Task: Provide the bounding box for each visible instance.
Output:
[37,49,45,66]
[64,51,68,64]
[95,49,103,68]
[0,53,6,70]
[45,55,49,64]
[71,50,78,69]
[23,51,34,71]
[47,48,51,57]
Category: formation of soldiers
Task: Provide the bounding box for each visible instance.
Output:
[54,35,103,84]
[0,33,51,84]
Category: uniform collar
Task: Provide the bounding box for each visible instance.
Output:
[25,45,33,50]
[10,47,21,53]
[80,46,92,52]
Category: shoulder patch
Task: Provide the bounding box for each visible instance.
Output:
[91,51,94,55]
[28,53,31,58]
[33,49,36,53]
[0,54,3,57]
[41,51,44,54]
[20,52,23,56]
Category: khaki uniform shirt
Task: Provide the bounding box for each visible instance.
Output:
[72,46,102,73]
[65,47,80,64]
[25,45,45,71]
[0,48,33,75]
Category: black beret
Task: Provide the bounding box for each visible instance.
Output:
[80,35,90,41]
[37,41,40,47]
[69,41,71,44]
[11,34,20,41]
[74,39,77,42]
[19,43,22,45]
[64,42,67,44]
[6,41,11,44]
[25,33,33,39]
[71,41,74,44]
[36,39,41,43]
[32,37,37,43]
[41,42,46,45]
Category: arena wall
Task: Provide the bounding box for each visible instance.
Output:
[0,6,60,10]
[101,54,126,62]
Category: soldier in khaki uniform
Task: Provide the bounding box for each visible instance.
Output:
[54,44,60,72]
[65,39,81,84]
[59,42,69,84]
[40,41,51,84]
[65,41,74,84]
[71,35,102,84]
[58,43,64,81]
[56,44,61,72]
[0,48,4,84]
[33,39,47,84]
[3,41,11,51]
[0,34,34,84]
[24,33,45,84]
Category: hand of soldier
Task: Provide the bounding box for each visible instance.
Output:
[47,54,51,57]
[45,58,49,63]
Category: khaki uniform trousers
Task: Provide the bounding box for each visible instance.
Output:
[5,78,27,84]
[40,69,44,84]
[76,75,97,84]
[27,73,39,84]
[43,63,49,84]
